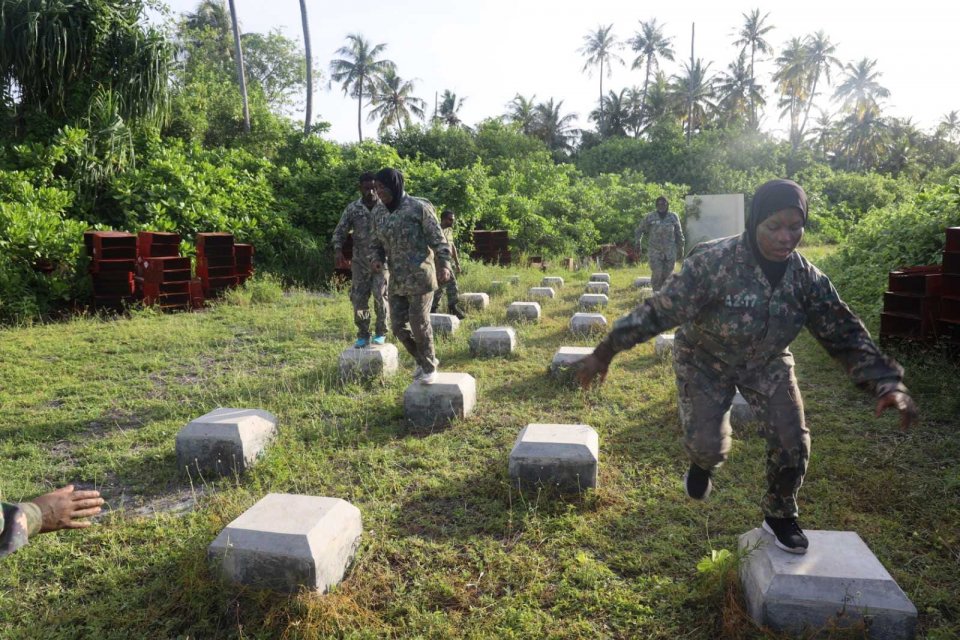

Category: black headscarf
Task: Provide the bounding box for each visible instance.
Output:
[375,168,405,212]
[747,179,808,287]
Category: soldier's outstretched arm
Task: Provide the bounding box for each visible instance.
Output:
[331,205,353,250]
[421,202,451,271]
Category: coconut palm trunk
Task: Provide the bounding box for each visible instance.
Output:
[357,74,364,141]
[227,0,250,133]
[299,0,312,135]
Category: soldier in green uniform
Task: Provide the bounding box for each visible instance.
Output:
[332,171,390,348]
[579,179,918,554]
[369,168,452,384]
[431,210,466,319]
[1,485,104,557]
[635,196,685,291]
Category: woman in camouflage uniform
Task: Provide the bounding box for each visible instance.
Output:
[578,179,918,554]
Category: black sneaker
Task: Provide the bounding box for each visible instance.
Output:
[762,516,809,554]
[683,463,712,500]
[451,304,467,320]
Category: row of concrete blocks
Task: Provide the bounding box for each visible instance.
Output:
[197,410,916,638]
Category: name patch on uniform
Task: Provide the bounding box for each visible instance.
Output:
[724,293,758,308]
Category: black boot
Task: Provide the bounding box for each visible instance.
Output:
[451,303,467,320]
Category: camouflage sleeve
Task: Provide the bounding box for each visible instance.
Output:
[635,215,650,248]
[674,215,685,256]
[422,202,451,269]
[331,205,353,250]
[1,501,42,557]
[595,252,714,361]
[803,268,906,397]
[367,215,386,266]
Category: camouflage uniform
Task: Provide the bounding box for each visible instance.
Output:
[595,232,905,519]
[636,210,685,291]
[1,501,41,557]
[432,226,460,312]
[332,198,390,340]
[369,195,451,375]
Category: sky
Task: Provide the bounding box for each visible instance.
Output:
[153,0,960,144]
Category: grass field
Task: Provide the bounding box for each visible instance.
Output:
[1,253,958,639]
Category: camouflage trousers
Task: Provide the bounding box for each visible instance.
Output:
[649,254,676,291]
[431,271,460,313]
[389,291,438,374]
[678,368,810,519]
[350,266,389,339]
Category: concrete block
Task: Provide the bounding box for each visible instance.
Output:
[637,287,654,300]
[585,281,610,294]
[430,313,460,337]
[633,276,652,288]
[655,333,674,358]
[403,372,477,428]
[459,292,489,310]
[541,276,565,288]
[549,346,593,381]
[338,344,399,381]
[589,272,611,283]
[176,408,277,476]
[579,293,609,309]
[506,302,541,323]
[508,275,521,285]
[528,286,556,300]
[489,281,506,296]
[739,528,917,639]
[469,326,517,356]
[509,423,599,491]
[569,312,607,335]
[208,493,362,593]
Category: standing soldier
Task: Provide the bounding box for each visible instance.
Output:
[579,179,918,554]
[369,168,452,384]
[432,210,466,319]
[636,196,685,291]
[332,171,390,348]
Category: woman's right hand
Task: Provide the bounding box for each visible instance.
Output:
[576,354,609,390]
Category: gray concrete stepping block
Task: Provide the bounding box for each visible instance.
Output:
[403,372,476,427]
[459,292,489,310]
[506,301,541,322]
[469,326,517,356]
[489,281,506,295]
[589,272,611,283]
[528,286,556,300]
[549,346,593,381]
[655,333,674,358]
[633,276,652,287]
[509,424,599,491]
[579,293,609,309]
[739,528,917,639]
[430,313,460,337]
[508,275,521,285]
[585,281,610,294]
[176,408,277,476]
[208,493,362,593]
[730,389,756,425]
[541,276,565,288]
[338,344,399,381]
[637,287,653,300]
[569,312,607,335]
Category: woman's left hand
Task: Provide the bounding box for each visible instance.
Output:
[875,391,919,431]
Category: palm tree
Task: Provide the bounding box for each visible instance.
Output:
[833,58,890,116]
[532,98,578,153]
[579,24,624,134]
[226,0,250,133]
[837,104,888,170]
[673,59,715,141]
[368,69,426,135]
[642,72,680,130]
[589,89,629,138]
[797,31,841,144]
[715,51,764,128]
[184,0,233,62]
[329,33,395,142]
[773,37,809,148]
[298,0,313,135]
[628,19,675,129]
[939,110,960,143]
[505,94,538,135]
[733,9,774,126]
[809,109,836,158]
[436,89,466,127]
[623,86,645,137]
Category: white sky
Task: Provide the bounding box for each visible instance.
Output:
[154,0,960,144]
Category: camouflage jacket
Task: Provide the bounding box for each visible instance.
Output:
[441,227,460,266]
[598,232,905,399]
[332,198,386,273]
[369,195,450,296]
[1,501,42,557]
[635,211,685,260]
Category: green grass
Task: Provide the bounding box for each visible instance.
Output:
[1,257,958,639]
